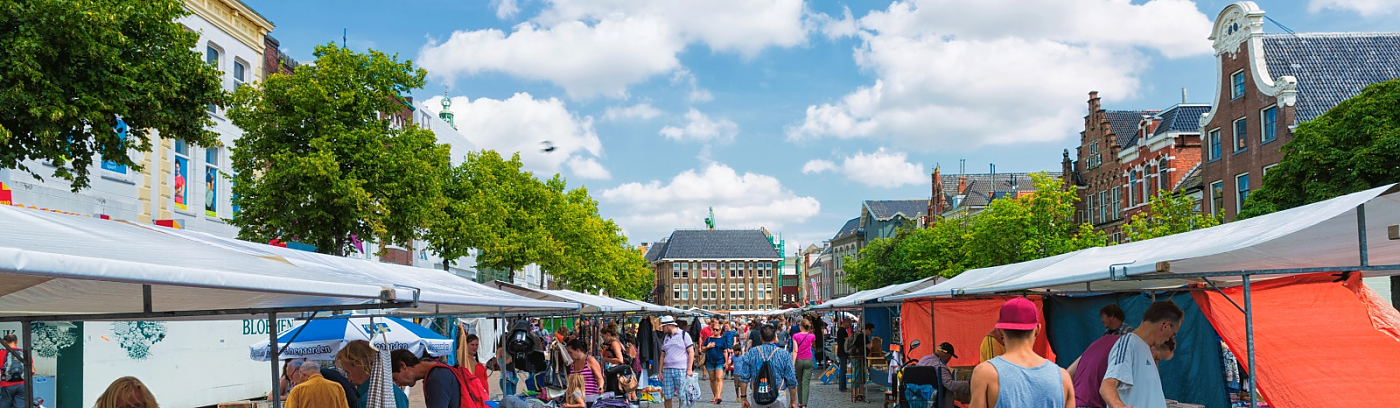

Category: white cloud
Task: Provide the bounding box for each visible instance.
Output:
[659,109,739,143]
[418,17,686,99]
[565,156,612,180]
[802,148,925,188]
[535,0,809,58]
[600,162,821,241]
[419,0,812,98]
[789,0,1213,150]
[492,0,521,19]
[801,159,836,174]
[422,93,606,180]
[812,6,858,39]
[602,103,663,121]
[672,69,714,103]
[1309,0,1400,16]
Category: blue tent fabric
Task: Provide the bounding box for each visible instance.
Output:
[1044,292,1228,408]
[862,306,895,387]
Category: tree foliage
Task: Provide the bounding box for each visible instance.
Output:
[424,150,653,299]
[1239,78,1400,219]
[227,44,449,256]
[0,0,226,190]
[844,173,1106,290]
[1124,191,1221,241]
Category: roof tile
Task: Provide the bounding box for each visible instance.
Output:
[656,229,780,260]
[1262,33,1400,123]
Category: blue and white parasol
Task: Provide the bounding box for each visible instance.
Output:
[249,316,453,361]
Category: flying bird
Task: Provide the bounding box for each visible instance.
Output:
[541,141,557,153]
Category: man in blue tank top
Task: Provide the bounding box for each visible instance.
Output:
[969,298,1074,408]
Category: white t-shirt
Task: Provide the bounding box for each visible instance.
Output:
[1104,333,1166,408]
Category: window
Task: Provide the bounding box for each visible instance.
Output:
[1158,158,1170,192]
[673,264,680,279]
[1140,170,1150,204]
[1134,170,1145,206]
[1098,191,1107,222]
[1231,70,1245,99]
[1261,106,1277,143]
[1210,181,1224,217]
[1112,187,1121,220]
[1208,128,1222,161]
[233,60,247,87]
[1236,173,1250,212]
[204,147,221,217]
[673,284,681,300]
[1127,172,1137,206]
[1263,163,1277,179]
[1233,117,1247,152]
[1088,193,1097,224]
[171,140,190,211]
[681,284,689,300]
[681,263,689,278]
[206,45,221,113]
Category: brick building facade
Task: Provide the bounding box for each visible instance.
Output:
[1064,92,1154,242]
[1118,104,1211,222]
[1199,2,1400,221]
[645,229,783,311]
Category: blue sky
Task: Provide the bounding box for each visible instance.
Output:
[242,0,1399,249]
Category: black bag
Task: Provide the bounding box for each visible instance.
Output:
[750,347,780,406]
[506,320,536,364]
[1,348,23,383]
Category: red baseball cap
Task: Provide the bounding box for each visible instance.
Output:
[995,298,1039,330]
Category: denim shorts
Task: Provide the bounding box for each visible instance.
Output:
[660,368,688,399]
[705,360,724,371]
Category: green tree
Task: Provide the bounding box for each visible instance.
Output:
[1124,191,1221,241]
[843,173,1105,291]
[540,186,654,299]
[226,44,449,256]
[1239,78,1400,218]
[425,151,556,274]
[1236,77,1400,308]
[962,172,1107,267]
[0,0,226,190]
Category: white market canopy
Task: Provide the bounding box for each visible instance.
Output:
[809,275,944,310]
[885,184,1400,301]
[489,281,659,315]
[0,205,578,322]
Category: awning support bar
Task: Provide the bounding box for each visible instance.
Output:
[1357,204,1369,267]
[1202,279,1246,314]
[0,301,419,322]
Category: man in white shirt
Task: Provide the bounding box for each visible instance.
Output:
[1101,301,1184,408]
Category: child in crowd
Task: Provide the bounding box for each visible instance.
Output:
[729,343,745,399]
[564,374,587,408]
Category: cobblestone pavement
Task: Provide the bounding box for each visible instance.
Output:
[408,370,889,408]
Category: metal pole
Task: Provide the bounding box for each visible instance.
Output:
[1243,275,1257,408]
[1357,204,1369,267]
[269,312,282,408]
[21,320,33,408]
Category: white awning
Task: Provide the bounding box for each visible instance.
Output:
[0,205,578,321]
[809,275,944,309]
[885,184,1400,301]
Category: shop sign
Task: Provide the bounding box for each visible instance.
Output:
[241,318,298,336]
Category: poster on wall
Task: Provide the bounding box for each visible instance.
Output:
[204,166,217,217]
[173,156,188,211]
[100,118,129,174]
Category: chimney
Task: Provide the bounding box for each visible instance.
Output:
[1181,87,1187,104]
[957,176,968,195]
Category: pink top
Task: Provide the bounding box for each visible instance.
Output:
[792,332,816,360]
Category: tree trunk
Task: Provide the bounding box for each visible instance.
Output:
[442,258,452,272]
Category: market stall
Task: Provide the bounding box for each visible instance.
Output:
[0,204,581,407]
[884,184,1400,408]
